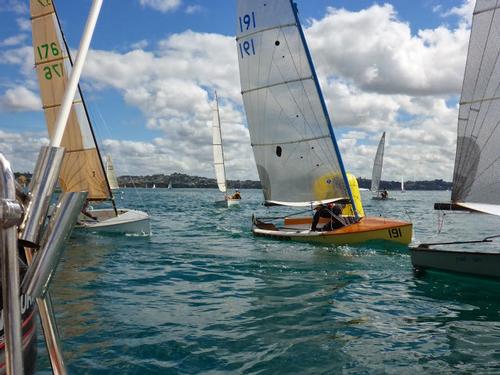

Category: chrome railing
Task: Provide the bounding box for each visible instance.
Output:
[0,153,25,374]
[1,149,87,375]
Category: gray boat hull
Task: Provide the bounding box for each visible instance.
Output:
[410,246,500,279]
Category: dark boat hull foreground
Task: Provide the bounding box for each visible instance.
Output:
[410,245,500,279]
[0,296,38,375]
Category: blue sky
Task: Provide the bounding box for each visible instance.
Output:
[0,0,474,180]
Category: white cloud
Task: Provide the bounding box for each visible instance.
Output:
[0,129,48,172]
[442,0,475,26]
[139,0,181,13]
[131,39,149,50]
[0,0,27,14]
[0,34,27,47]
[81,30,252,178]
[306,4,469,96]
[185,5,203,14]
[16,17,30,31]
[0,45,35,76]
[0,86,41,112]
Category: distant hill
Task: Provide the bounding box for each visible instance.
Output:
[118,172,261,189]
[14,171,452,191]
[357,178,452,191]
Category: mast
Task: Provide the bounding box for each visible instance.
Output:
[290,1,359,218]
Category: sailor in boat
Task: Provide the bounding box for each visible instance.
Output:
[231,189,241,200]
[311,203,346,232]
[380,190,388,200]
[80,201,97,221]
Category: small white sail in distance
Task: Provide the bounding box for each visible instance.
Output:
[105,154,119,190]
[370,132,385,193]
[212,92,227,194]
[401,176,404,192]
[450,0,500,216]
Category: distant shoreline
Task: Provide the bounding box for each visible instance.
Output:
[14,172,452,191]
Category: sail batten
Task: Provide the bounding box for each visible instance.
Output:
[237,0,354,208]
[451,0,500,209]
[241,76,314,95]
[31,0,111,201]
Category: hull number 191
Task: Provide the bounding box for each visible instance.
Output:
[388,228,402,238]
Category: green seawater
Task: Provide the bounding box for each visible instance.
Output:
[37,189,500,374]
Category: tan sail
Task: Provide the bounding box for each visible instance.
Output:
[31,0,110,200]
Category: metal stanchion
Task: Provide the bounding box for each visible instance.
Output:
[22,191,87,299]
[19,146,65,248]
[24,249,67,375]
[0,153,24,375]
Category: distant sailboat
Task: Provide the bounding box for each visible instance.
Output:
[237,0,411,245]
[167,180,172,189]
[152,184,156,189]
[212,92,241,207]
[401,176,405,193]
[32,1,150,234]
[370,132,393,200]
[411,0,500,278]
[105,154,119,190]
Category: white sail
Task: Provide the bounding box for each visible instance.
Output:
[105,154,119,190]
[370,132,385,193]
[212,92,227,193]
[401,176,404,192]
[451,0,500,215]
[31,0,111,201]
[236,0,354,208]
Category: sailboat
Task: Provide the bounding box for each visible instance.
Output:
[212,92,241,207]
[401,176,405,193]
[32,0,150,235]
[411,0,500,278]
[105,154,119,190]
[236,0,411,245]
[167,180,172,189]
[370,132,393,200]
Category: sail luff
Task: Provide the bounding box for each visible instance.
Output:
[370,132,385,192]
[290,0,358,217]
[212,92,227,193]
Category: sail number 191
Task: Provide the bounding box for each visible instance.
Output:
[239,11,256,32]
[388,228,402,238]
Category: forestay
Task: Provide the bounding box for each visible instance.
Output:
[371,132,385,192]
[236,0,352,207]
[451,0,500,213]
[212,93,227,193]
[31,0,110,200]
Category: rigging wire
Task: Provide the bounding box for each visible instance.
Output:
[89,102,149,212]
